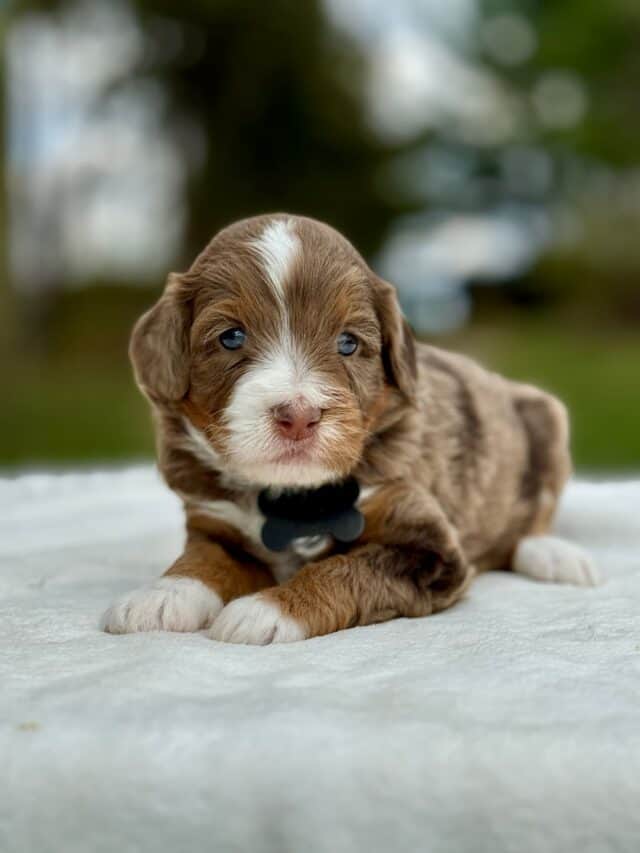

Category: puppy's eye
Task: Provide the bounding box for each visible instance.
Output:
[219,327,247,350]
[337,332,358,356]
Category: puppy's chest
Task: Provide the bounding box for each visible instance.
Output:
[187,495,334,583]
[267,534,334,583]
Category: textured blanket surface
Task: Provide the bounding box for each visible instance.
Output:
[1,468,639,853]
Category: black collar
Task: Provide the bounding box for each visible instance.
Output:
[258,477,364,552]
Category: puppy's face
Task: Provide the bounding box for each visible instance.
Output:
[131,215,416,488]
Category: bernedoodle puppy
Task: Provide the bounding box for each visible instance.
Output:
[102,214,598,643]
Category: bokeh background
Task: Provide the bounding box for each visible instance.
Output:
[2,0,639,471]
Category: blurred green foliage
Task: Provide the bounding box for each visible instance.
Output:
[17,0,415,262]
[533,0,640,165]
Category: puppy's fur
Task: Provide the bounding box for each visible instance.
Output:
[102,214,597,644]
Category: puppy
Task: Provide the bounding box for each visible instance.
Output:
[102,214,598,643]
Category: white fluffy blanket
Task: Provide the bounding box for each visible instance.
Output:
[1,468,639,853]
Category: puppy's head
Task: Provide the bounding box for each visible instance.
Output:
[131,214,416,488]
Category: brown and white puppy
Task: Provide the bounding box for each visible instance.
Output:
[102,214,598,643]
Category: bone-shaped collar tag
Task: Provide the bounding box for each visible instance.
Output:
[258,477,365,552]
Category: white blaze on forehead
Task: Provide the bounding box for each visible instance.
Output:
[249,218,301,299]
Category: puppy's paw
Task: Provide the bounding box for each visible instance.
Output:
[208,594,307,645]
[513,535,600,587]
[101,577,223,634]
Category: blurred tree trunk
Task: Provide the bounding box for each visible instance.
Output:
[0,15,13,361]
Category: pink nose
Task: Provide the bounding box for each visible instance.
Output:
[272,402,322,442]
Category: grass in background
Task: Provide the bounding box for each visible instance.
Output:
[3,298,639,471]
[4,359,153,467]
[3,286,155,468]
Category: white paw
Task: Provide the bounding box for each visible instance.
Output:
[513,536,601,587]
[208,594,306,645]
[101,577,223,634]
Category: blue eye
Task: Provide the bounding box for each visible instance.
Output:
[219,327,246,350]
[337,332,358,356]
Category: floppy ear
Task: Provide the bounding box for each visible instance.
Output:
[373,276,417,402]
[129,273,192,403]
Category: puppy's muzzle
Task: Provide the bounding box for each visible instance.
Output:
[271,402,322,442]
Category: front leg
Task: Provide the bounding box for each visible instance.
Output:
[101,532,274,634]
[209,487,474,644]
